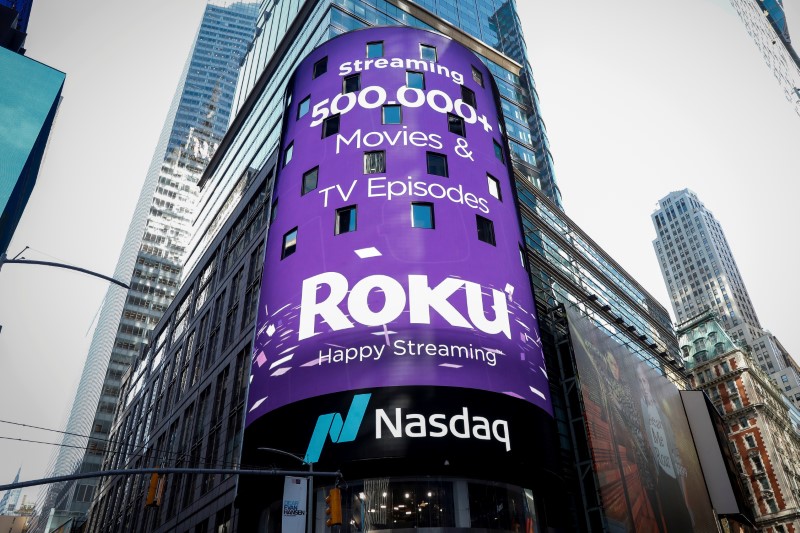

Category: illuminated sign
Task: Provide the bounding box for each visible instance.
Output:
[247,26,551,426]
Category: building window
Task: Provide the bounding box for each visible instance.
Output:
[461,85,476,108]
[382,105,402,124]
[472,66,483,87]
[447,113,465,136]
[270,200,278,223]
[283,142,293,166]
[343,74,360,94]
[297,96,310,119]
[322,114,340,138]
[420,44,437,61]
[313,56,327,78]
[426,152,448,177]
[476,215,496,246]
[411,202,434,229]
[766,499,778,514]
[519,245,525,267]
[302,167,319,195]
[406,71,425,89]
[366,41,383,58]
[493,140,504,163]
[745,435,756,448]
[487,174,501,200]
[335,206,357,235]
[282,228,297,259]
[364,151,385,174]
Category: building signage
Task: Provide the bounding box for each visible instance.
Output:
[247,26,552,429]
[303,392,511,464]
[281,476,308,533]
[240,386,553,487]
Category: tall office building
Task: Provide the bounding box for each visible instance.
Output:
[729,0,800,117]
[85,2,694,532]
[0,468,22,514]
[188,0,562,282]
[652,189,800,409]
[31,3,257,532]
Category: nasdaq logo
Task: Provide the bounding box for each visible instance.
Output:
[304,394,371,463]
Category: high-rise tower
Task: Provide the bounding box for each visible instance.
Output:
[87,2,692,531]
[652,189,800,408]
[729,0,800,117]
[32,3,257,532]
[188,0,562,281]
[0,467,22,514]
[653,189,761,333]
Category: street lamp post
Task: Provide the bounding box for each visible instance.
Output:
[0,252,130,290]
[258,447,315,533]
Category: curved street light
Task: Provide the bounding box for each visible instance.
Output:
[258,447,315,533]
[0,249,130,290]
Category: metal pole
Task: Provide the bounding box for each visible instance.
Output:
[0,258,130,289]
[307,462,314,533]
[0,467,341,492]
[256,447,317,533]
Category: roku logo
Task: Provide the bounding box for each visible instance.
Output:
[298,273,510,341]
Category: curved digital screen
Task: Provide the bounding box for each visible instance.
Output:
[247,27,552,426]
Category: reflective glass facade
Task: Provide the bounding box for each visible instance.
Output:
[88,1,685,531]
[32,4,257,532]
[519,175,681,382]
[188,0,561,278]
[730,0,800,117]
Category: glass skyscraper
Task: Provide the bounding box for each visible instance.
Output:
[729,0,800,117]
[186,0,561,281]
[31,3,257,532]
[86,1,685,531]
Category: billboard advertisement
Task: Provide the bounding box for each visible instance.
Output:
[566,307,717,531]
[0,46,65,255]
[246,26,551,430]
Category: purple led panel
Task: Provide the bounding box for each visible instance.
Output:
[247,27,551,425]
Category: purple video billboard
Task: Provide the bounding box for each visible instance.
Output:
[246,27,551,425]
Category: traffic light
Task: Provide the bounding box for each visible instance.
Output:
[145,473,165,507]
[325,487,342,527]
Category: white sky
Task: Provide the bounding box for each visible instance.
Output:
[0,0,798,505]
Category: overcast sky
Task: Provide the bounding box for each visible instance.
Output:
[1,0,799,505]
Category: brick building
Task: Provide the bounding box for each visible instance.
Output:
[679,313,800,531]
